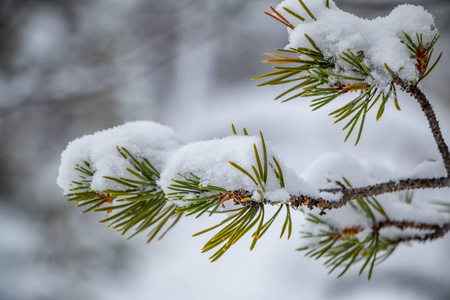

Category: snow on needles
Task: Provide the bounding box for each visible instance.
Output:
[57,121,184,193]
[159,135,320,204]
[57,122,320,203]
[276,0,436,90]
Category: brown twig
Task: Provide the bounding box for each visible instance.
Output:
[321,177,449,201]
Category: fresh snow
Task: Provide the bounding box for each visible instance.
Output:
[276,0,437,91]
[57,121,184,193]
[379,227,434,241]
[159,134,321,204]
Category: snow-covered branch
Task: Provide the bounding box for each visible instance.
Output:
[57,0,450,279]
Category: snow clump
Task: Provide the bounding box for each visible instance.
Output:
[159,135,321,205]
[276,0,437,91]
[57,121,184,193]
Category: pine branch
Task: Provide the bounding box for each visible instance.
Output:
[255,2,442,145]
[61,133,450,276]
[62,123,450,271]
[297,183,450,279]
[299,217,450,279]
[59,0,450,279]
[65,147,183,243]
[200,179,447,218]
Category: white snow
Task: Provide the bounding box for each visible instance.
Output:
[159,135,320,204]
[407,159,446,179]
[379,226,434,241]
[160,135,264,193]
[315,204,372,230]
[301,151,372,189]
[276,0,437,90]
[57,121,184,193]
[265,188,291,203]
[382,200,449,226]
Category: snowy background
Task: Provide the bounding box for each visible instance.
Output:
[0,0,449,299]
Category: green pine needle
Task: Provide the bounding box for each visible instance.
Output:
[283,7,305,22]
[298,0,316,21]
[65,147,182,242]
[297,178,401,279]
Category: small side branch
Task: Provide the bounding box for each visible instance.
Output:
[393,77,450,176]
[229,177,449,211]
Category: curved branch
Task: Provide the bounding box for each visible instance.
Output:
[314,78,450,206]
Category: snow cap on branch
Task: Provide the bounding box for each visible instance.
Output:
[57,121,184,193]
[276,0,436,90]
[159,135,318,203]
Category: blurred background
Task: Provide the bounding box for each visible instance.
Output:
[0,0,449,299]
